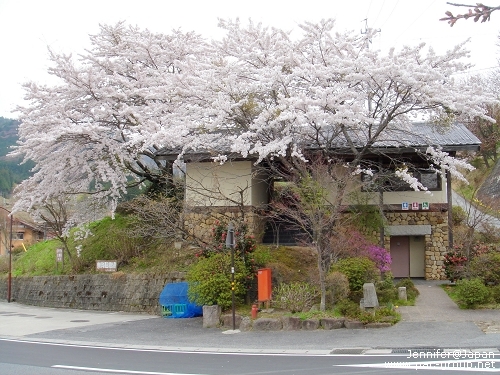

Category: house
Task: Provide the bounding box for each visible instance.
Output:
[0,206,45,256]
[157,122,480,280]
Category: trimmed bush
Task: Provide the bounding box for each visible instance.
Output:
[272,282,319,313]
[187,253,249,310]
[455,278,490,308]
[469,252,500,286]
[332,257,379,292]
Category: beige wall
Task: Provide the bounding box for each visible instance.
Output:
[185,161,268,207]
[352,174,447,206]
[382,175,447,204]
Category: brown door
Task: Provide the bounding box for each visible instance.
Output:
[390,236,410,278]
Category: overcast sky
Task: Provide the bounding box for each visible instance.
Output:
[0,0,499,118]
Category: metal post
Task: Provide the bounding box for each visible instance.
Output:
[225,222,236,331]
[8,213,12,303]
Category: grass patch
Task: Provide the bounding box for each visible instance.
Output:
[12,240,71,276]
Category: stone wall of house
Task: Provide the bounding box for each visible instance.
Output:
[384,211,449,280]
[0,272,186,314]
[184,207,265,243]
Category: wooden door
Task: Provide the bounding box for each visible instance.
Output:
[390,236,410,278]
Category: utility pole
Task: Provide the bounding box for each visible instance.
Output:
[225,222,237,332]
[0,206,13,302]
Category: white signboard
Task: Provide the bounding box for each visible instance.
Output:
[96,260,117,272]
[56,248,63,263]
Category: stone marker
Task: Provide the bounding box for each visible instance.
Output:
[362,283,379,308]
[398,286,407,301]
[202,305,221,328]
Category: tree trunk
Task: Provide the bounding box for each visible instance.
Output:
[317,245,327,312]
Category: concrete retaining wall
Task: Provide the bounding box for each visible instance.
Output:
[0,272,186,315]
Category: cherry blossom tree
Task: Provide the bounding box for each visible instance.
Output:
[180,19,494,183]
[12,22,209,215]
[12,18,496,222]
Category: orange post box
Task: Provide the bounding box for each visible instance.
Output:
[257,268,272,302]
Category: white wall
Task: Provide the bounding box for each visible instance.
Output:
[185,161,268,207]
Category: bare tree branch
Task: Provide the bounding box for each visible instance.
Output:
[441,2,500,26]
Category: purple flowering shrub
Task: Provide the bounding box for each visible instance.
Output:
[364,245,392,273]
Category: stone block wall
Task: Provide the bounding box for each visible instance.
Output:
[384,211,449,280]
[183,206,265,243]
[0,272,186,314]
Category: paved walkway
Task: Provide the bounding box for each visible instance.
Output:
[399,280,500,330]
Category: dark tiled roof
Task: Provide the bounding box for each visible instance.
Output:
[155,122,481,159]
[370,122,480,150]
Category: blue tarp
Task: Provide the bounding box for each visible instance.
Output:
[159,282,203,318]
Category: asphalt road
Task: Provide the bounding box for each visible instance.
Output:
[2,338,500,375]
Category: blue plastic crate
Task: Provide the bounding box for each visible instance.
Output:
[161,303,187,318]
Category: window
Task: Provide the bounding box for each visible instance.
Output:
[362,168,442,192]
[14,232,24,240]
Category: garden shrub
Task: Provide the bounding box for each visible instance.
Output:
[376,272,398,303]
[335,299,361,319]
[469,251,500,286]
[325,271,350,305]
[196,220,258,293]
[455,278,491,308]
[272,282,319,313]
[443,250,468,282]
[187,253,249,310]
[332,257,378,292]
[364,245,391,273]
[491,285,500,304]
[335,297,400,324]
[395,278,420,301]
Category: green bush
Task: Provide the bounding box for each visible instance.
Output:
[332,257,378,292]
[335,298,399,324]
[187,253,249,310]
[325,271,350,306]
[395,278,420,301]
[272,282,319,313]
[335,299,361,319]
[491,285,500,303]
[376,272,398,303]
[455,278,491,308]
[469,252,500,286]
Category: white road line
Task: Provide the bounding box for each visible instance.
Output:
[336,359,500,372]
[0,338,331,356]
[52,365,206,375]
